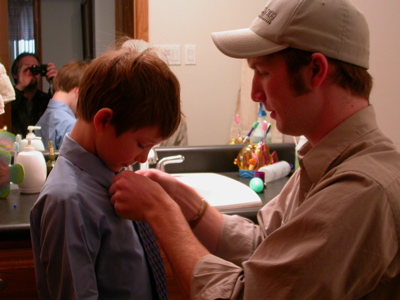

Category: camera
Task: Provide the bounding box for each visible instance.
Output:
[30,64,48,76]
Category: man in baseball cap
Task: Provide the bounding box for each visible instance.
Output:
[110,1,400,298]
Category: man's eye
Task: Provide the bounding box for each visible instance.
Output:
[256,69,268,76]
[138,143,145,149]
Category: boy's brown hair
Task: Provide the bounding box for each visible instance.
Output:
[53,60,91,93]
[76,47,181,139]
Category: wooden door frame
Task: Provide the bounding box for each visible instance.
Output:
[0,1,12,130]
[33,0,42,61]
[115,0,148,41]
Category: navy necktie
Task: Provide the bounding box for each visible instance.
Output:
[135,221,168,300]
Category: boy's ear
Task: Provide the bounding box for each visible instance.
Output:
[93,108,113,132]
[72,87,79,97]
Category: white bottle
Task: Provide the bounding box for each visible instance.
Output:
[252,103,267,143]
[258,161,292,183]
[19,126,45,152]
[15,134,47,194]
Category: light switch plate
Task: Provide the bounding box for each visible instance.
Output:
[184,44,196,65]
[159,45,181,65]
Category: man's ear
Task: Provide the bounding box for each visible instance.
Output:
[310,53,329,88]
[93,108,113,132]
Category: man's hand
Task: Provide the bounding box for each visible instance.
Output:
[15,63,36,91]
[45,62,57,82]
[110,170,174,221]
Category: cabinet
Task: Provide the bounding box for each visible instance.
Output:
[0,240,39,299]
[0,240,184,299]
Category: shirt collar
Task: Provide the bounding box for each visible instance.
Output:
[48,99,75,117]
[298,105,379,184]
[59,133,115,189]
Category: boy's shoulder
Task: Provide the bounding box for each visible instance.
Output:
[37,156,113,212]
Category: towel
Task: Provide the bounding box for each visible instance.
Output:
[0,63,15,115]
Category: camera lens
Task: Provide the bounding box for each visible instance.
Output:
[30,65,47,76]
[30,65,41,75]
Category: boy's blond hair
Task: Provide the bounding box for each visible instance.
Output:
[53,60,90,93]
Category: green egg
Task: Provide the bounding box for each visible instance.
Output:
[249,177,264,193]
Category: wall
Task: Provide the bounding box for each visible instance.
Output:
[149,0,265,146]
[352,0,400,149]
[42,0,115,64]
[42,0,83,69]
[41,0,115,89]
[149,0,400,148]
[93,0,115,57]
[41,0,82,92]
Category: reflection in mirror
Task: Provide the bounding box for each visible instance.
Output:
[7,0,289,146]
[8,0,37,70]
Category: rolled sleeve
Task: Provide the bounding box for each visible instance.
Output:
[215,214,264,266]
[192,254,244,300]
[190,214,264,299]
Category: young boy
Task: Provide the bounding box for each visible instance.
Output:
[30,44,181,299]
[36,60,90,150]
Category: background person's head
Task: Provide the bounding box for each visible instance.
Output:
[11,52,41,86]
[76,46,181,140]
[53,60,90,93]
[53,60,91,114]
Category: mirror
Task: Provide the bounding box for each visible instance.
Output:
[7,1,400,148]
[8,0,288,147]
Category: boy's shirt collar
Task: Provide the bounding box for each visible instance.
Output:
[59,133,115,189]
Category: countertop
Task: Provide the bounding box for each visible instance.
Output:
[0,172,290,242]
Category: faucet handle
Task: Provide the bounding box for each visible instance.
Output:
[139,148,159,171]
[147,148,158,164]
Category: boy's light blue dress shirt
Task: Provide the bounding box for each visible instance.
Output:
[36,99,76,150]
[30,134,154,299]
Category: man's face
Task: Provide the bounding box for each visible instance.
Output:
[16,55,41,88]
[247,54,317,137]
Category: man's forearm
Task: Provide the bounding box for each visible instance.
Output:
[149,201,209,299]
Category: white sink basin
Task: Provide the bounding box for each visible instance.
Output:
[172,173,262,210]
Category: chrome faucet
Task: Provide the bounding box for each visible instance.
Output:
[156,155,185,172]
[147,148,158,164]
[139,148,158,170]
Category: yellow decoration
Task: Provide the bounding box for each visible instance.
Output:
[234,143,273,171]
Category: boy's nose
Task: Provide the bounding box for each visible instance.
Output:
[136,151,150,164]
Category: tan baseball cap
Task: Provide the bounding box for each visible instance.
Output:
[212,0,370,69]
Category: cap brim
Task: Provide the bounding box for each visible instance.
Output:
[211,28,289,59]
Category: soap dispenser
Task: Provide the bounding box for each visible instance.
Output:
[15,133,47,194]
[19,126,45,151]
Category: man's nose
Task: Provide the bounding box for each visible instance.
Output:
[251,78,266,103]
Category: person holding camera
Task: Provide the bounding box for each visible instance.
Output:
[11,52,57,136]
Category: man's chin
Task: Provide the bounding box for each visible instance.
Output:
[26,81,38,91]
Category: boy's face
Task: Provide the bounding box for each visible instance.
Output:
[96,125,163,173]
